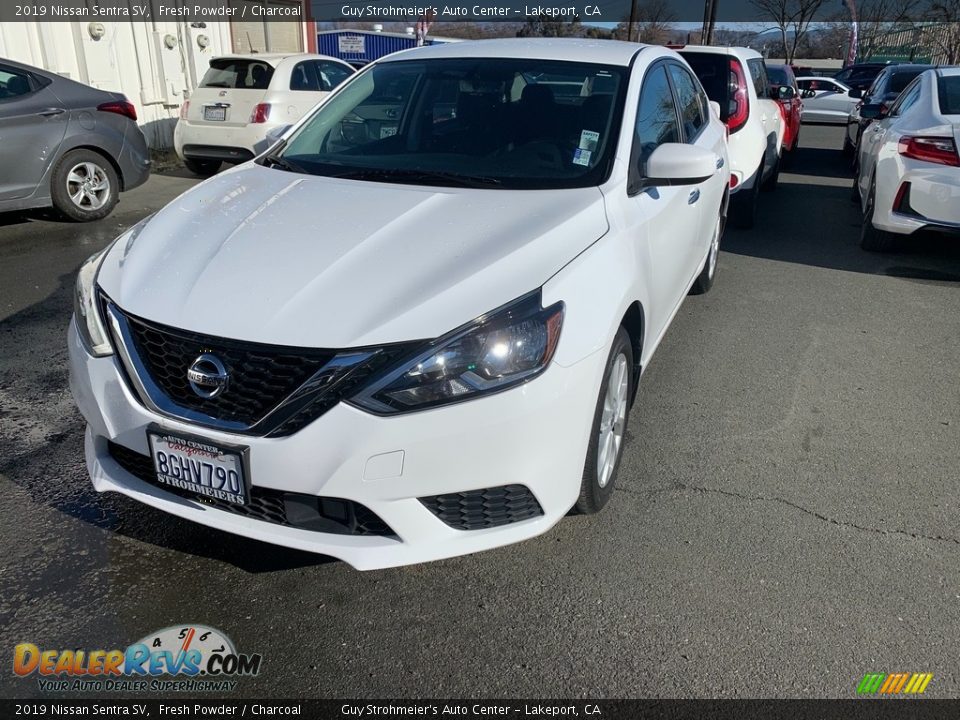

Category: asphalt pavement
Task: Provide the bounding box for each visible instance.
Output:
[1,125,959,699]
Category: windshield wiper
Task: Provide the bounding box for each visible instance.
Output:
[260,148,309,175]
[332,168,502,188]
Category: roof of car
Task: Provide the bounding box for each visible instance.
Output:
[673,45,763,60]
[937,67,960,76]
[379,38,648,67]
[211,53,345,66]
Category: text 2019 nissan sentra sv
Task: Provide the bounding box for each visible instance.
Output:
[69,39,729,570]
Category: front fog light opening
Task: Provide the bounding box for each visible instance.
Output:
[351,292,563,414]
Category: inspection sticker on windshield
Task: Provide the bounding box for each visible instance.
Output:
[572,148,592,166]
[579,130,600,152]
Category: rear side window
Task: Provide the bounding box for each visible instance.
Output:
[0,66,34,101]
[747,59,769,99]
[314,61,353,91]
[630,65,680,188]
[938,75,960,115]
[290,62,320,91]
[200,59,274,90]
[679,52,729,120]
[667,63,707,141]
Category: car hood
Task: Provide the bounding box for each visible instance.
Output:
[98,164,608,347]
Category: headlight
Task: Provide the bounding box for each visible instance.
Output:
[351,292,563,414]
[74,248,112,357]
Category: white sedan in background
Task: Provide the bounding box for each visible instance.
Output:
[71,39,729,570]
[855,68,960,251]
[174,53,354,176]
[796,76,860,123]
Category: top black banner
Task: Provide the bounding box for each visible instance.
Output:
[0,0,948,23]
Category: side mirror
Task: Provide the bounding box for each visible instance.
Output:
[265,124,292,146]
[643,143,719,187]
[859,103,884,119]
[801,89,816,99]
[848,88,862,99]
[778,85,797,100]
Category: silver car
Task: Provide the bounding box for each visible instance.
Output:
[0,58,150,221]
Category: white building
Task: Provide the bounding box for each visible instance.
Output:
[0,7,313,149]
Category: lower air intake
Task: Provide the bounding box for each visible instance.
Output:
[419,484,543,531]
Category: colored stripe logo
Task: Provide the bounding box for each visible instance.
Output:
[857,673,933,695]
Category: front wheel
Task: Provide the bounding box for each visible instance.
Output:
[690,204,724,295]
[575,328,633,515]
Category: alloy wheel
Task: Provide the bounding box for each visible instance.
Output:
[66,162,111,210]
[596,353,629,488]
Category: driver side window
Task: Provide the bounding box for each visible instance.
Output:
[629,65,680,193]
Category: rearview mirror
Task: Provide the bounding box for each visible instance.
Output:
[643,144,719,188]
[859,103,884,120]
[848,88,862,99]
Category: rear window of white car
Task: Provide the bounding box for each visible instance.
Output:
[938,76,960,115]
[200,59,274,90]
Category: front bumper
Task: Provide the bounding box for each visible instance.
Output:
[68,319,604,570]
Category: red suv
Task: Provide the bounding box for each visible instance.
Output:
[766,64,802,162]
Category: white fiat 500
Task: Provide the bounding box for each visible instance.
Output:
[70,39,729,570]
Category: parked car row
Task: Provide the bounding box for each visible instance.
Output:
[853,67,960,251]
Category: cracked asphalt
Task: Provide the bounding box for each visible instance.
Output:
[1,125,959,699]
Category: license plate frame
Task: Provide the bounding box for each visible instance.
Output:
[203,105,227,122]
[146,425,250,507]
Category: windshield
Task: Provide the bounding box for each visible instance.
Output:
[200,59,274,90]
[274,58,628,189]
[939,75,960,115]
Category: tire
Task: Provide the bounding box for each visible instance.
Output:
[730,161,762,229]
[575,327,633,515]
[761,151,780,192]
[690,203,724,295]
[842,133,855,157]
[860,179,898,252]
[50,149,119,222]
[184,158,222,177]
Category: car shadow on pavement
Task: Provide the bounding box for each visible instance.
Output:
[0,208,69,228]
[0,270,337,574]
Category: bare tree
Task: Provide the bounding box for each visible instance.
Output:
[614,0,677,44]
[749,0,828,62]
[923,0,960,63]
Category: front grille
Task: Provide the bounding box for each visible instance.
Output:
[420,484,543,531]
[121,311,334,428]
[108,441,393,536]
[108,303,421,437]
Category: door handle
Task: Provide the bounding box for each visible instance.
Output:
[38,107,65,117]
[688,189,700,205]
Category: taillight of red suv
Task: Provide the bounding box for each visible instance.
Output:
[726,58,749,134]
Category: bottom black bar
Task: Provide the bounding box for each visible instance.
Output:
[3,700,960,720]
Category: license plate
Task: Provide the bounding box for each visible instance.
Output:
[148,430,247,506]
[203,106,226,121]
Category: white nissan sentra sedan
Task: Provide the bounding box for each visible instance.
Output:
[70,39,729,570]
